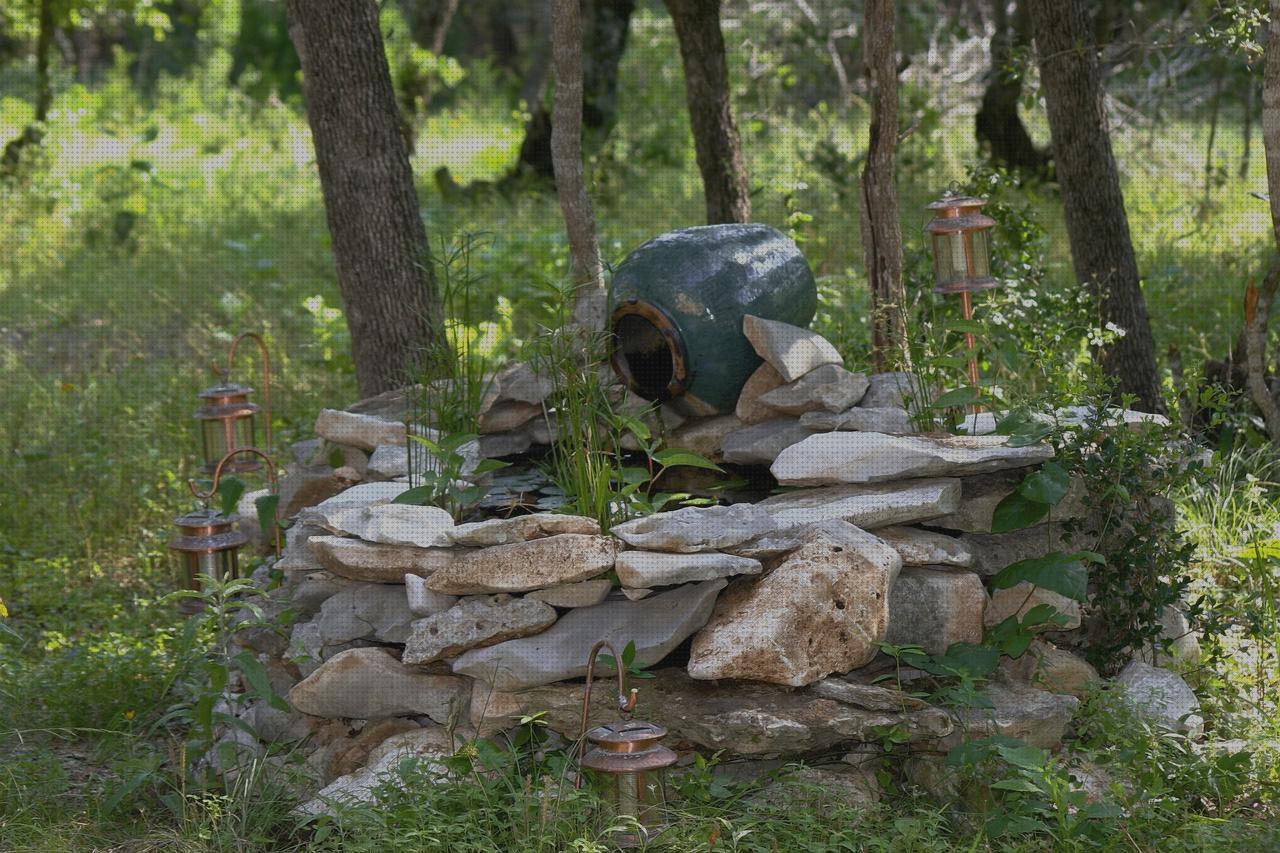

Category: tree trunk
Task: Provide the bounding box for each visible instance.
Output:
[412,0,461,55]
[1246,0,1280,440]
[975,0,1050,178]
[664,0,751,224]
[551,0,607,331]
[285,0,445,396]
[517,0,635,181]
[859,0,908,371]
[35,0,54,121]
[1029,0,1164,413]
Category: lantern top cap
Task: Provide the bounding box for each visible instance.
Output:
[174,507,236,530]
[926,192,987,211]
[170,508,248,553]
[925,193,996,234]
[199,382,254,400]
[588,718,669,746]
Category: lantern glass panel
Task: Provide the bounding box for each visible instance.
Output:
[200,414,257,470]
[596,769,667,837]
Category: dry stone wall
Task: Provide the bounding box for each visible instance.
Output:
[219,316,1199,815]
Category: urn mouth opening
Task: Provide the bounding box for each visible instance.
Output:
[610,300,690,402]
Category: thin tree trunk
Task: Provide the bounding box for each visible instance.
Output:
[35,0,54,121]
[285,0,445,396]
[1247,0,1280,440]
[860,0,908,371]
[551,0,607,331]
[664,0,751,224]
[976,0,1050,177]
[1242,79,1254,179]
[1029,0,1164,413]
[517,0,635,181]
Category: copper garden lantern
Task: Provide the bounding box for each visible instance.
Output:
[577,641,678,848]
[168,508,248,613]
[926,192,1001,410]
[195,332,273,473]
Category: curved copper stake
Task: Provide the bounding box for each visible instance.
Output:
[225,332,273,455]
[575,640,639,789]
[189,447,282,560]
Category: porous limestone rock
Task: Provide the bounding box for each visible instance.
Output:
[772,433,1054,486]
[299,482,411,532]
[401,596,558,664]
[720,418,812,465]
[324,503,455,549]
[610,503,777,553]
[886,567,987,656]
[404,574,458,617]
[615,551,763,588]
[757,364,870,415]
[477,401,543,435]
[367,444,409,479]
[873,526,973,567]
[452,580,725,691]
[742,315,843,382]
[999,641,1099,699]
[520,669,953,757]
[666,415,742,462]
[800,407,916,434]
[927,472,1088,534]
[736,362,786,424]
[757,479,961,530]
[986,582,1082,631]
[288,647,468,722]
[526,579,613,609]
[448,513,600,547]
[1115,661,1203,736]
[309,536,463,584]
[687,521,901,686]
[315,409,406,451]
[297,727,455,816]
[939,682,1079,751]
[958,526,1081,576]
[318,584,416,645]
[424,534,617,594]
[859,372,917,410]
[291,571,359,620]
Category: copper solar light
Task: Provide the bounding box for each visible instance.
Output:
[925,192,1000,410]
[576,640,677,848]
[195,332,273,473]
[168,508,248,613]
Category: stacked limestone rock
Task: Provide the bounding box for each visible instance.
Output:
[225,315,1200,813]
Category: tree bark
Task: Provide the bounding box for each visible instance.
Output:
[286,0,445,396]
[1247,0,1280,441]
[517,0,635,181]
[551,0,607,331]
[35,0,54,121]
[859,0,908,371]
[1029,0,1164,413]
[975,0,1050,178]
[664,0,751,224]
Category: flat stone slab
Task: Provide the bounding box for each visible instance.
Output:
[315,409,406,451]
[772,433,1053,486]
[324,503,455,548]
[757,479,961,530]
[615,551,763,588]
[800,407,916,434]
[610,503,778,553]
[937,682,1079,751]
[404,574,457,617]
[402,597,557,665]
[452,580,725,691]
[309,536,464,583]
[666,415,742,462]
[367,444,409,479]
[736,362,786,424]
[1000,640,1099,700]
[958,526,1081,576]
[859,372,917,410]
[288,647,468,721]
[425,534,617,594]
[688,521,900,686]
[757,364,870,415]
[526,579,613,608]
[448,513,600,547]
[317,583,416,645]
[720,418,812,465]
[886,567,987,656]
[873,526,973,567]
[299,482,411,532]
[743,315,843,382]
[986,582,1081,630]
[927,472,1088,533]
[520,669,953,758]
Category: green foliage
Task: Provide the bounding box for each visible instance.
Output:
[399,430,507,521]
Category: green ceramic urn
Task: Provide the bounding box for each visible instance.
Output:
[609,224,817,416]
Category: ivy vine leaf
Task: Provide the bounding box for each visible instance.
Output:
[1018,462,1070,506]
[931,386,982,409]
[995,742,1050,770]
[991,551,1100,603]
[217,476,246,518]
[652,449,724,473]
[990,492,1049,533]
[995,410,1053,447]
